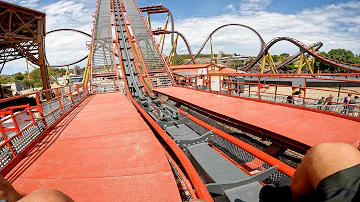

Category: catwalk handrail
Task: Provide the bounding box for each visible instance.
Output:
[175,73,360,121]
[0,84,88,175]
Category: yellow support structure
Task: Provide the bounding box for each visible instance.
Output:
[266,52,277,74]
[260,55,266,74]
[82,51,91,86]
[167,34,179,65]
[302,53,314,74]
[65,66,73,84]
[101,46,108,72]
[311,48,316,73]
[146,13,151,29]
[28,59,60,85]
[158,15,169,52]
[25,60,32,88]
[297,52,304,74]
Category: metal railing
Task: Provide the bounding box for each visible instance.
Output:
[175,73,360,119]
[0,85,88,175]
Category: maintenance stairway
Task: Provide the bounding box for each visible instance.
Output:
[122,0,173,88]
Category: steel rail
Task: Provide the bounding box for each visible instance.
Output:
[45,29,91,68]
[243,37,360,72]
[152,30,196,64]
[263,42,323,73]
[182,23,265,65]
[114,1,212,200]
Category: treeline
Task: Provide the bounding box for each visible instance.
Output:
[0,68,69,88]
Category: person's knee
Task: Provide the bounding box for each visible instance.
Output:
[302,143,360,187]
[18,189,74,202]
[308,142,360,160]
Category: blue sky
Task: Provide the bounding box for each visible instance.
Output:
[138,0,346,18]
[2,0,360,74]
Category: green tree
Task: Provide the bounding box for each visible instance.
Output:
[271,55,280,63]
[20,79,35,89]
[14,72,24,81]
[34,81,43,87]
[30,68,42,82]
[280,53,290,58]
[314,49,359,73]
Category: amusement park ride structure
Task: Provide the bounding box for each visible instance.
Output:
[141,5,360,74]
[0,2,50,95]
[0,0,360,202]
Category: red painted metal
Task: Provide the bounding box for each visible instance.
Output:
[7,93,182,201]
[175,73,360,122]
[163,150,197,200]
[155,87,360,152]
[88,0,99,93]
[179,109,295,177]
[114,23,212,200]
[0,85,88,176]
[118,1,154,93]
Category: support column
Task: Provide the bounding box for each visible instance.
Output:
[37,16,51,100]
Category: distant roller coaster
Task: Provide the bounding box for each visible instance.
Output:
[45,28,91,68]
[142,5,360,73]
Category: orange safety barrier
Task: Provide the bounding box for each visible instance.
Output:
[0,85,88,175]
[175,73,360,121]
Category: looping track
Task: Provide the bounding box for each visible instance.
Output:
[45,29,91,68]
[242,37,360,72]
[156,20,360,72]
[264,42,323,73]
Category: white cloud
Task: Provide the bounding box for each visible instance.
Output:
[225,4,236,12]
[2,0,95,74]
[5,0,40,8]
[20,0,40,8]
[2,0,360,74]
[240,0,272,14]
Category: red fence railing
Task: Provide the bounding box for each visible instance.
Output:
[174,73,360,121]
[0,84,89,175]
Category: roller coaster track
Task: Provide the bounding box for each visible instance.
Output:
[242,37,360,72]
[183,24,266,65]
[144,8,360,72]
[152,29,196,64]
[45,29,91,68]
[263,41,323,73]
[113,1,296,201]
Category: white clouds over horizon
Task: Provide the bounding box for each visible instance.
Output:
[2,0,360,74]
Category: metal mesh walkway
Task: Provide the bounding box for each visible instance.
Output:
[7,93,181,202]
[122,0,173,88]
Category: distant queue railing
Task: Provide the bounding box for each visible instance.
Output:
[174,73,360,120]
[0,84,89,175]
